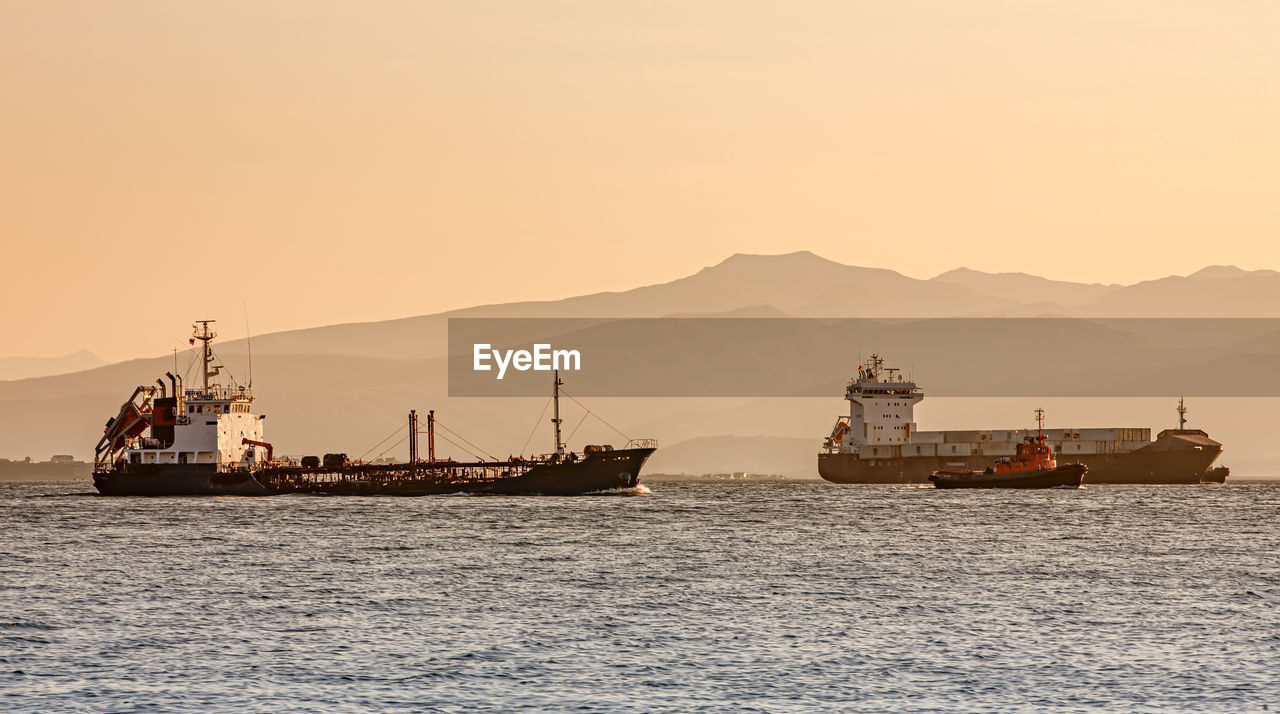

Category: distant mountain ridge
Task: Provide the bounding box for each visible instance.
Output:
[1186,265,1280,280]
[6,252,1280,373]
[6,254,1280,370]
[175,253,1280,362]
[0,349,104,381]
[240,253,1280,357]
[228,251,1014,358]
[931,267,1119,306]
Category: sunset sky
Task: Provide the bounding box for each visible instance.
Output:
[3,1,1278,361]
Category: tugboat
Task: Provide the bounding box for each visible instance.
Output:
[929,409,1086,489]
[93,320,656,496]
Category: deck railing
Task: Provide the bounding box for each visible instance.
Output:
[184,387,253,402]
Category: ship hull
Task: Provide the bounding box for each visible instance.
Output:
[929,463,1086,489]
[93,464,273,496]
[96,449,654,497]
[481,448,652,495]
[820,436,1221,485]
[1202,467,1229,484]
[262,448,655,496]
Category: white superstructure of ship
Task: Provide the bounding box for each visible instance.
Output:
[94,321,274,495]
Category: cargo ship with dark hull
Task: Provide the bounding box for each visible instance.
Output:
[93,321,655,497]
[818,355,1223,485]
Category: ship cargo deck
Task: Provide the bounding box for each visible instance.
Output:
[260,459,538,494]
[258,444,655,496]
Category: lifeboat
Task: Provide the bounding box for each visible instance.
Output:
[929,409,1086,489]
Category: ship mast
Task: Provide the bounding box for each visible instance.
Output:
[192,320,219,393]
[427,409,436,462]
[1177,397,1187,430]
[409,409,418,468]
[1035,407,1045,442]
[552,370,564,456]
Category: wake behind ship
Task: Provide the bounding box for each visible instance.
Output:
[818,354,1223,485]
[93,321,655,496]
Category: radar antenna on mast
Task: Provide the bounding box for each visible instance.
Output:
[191,320,220,392]
[243,304,254,389]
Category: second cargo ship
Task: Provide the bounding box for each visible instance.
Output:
[818,354,1223,485]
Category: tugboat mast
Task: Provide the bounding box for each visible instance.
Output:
[1177,397,1187,430]
[1035,407,1046,442]
[552,370,565,456]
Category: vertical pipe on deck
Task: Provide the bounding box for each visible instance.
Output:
[409,410,418,476]
[428,410,435,462]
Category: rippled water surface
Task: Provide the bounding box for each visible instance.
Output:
[3,480,1279,712]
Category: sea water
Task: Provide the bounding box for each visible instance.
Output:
[2,481,1278,712]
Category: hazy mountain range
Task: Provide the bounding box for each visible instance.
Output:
[3,252,1280,477]
[0,349,103,382]
[112,252,1280,363]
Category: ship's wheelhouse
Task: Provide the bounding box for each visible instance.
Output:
[122,386,265,470]
[830,354,923,453]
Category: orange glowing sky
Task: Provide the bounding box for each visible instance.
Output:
[3,2,1278,361]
